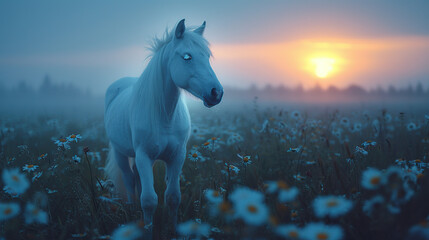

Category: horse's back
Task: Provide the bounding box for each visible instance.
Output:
[105,77,138,111]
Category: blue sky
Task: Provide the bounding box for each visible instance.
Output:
[1,1,428,94]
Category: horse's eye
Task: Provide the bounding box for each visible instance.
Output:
[183,53,192,60]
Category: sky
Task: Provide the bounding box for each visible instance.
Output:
[0,0,429,94]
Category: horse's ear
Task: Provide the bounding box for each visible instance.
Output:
[194,21,206,35]
[175,19,186,39]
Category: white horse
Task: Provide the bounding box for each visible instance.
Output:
[104,19,223,230]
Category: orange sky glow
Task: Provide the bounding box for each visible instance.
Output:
[211,36,429,90]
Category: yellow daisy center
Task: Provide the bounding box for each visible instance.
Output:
[317,232,328,240]
[243,157,249,162]
[277,181,289,189]
[247,205,258,213]
[212,191,220,197]
[192,153,198,158]
[370,176,380,185]
[211,137,217,141]
[4,207,12,215]
[327,200,338,207]
[60,138,67,142]
[70,134,76,138]
[27,164,34,168]
[289,231,299,238]
[12,175,20,182]
[203,142,210,146]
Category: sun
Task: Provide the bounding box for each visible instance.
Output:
[311,57,335,78]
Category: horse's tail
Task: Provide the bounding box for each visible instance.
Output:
[105,144,127,198]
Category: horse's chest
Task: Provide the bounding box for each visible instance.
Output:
[144,133,187,160]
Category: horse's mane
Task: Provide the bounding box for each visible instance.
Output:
[131,26,212,135]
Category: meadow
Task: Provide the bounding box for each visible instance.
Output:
[1,100,429,240]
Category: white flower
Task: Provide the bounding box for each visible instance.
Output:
[32,172,43,182]
[313,195,353,218]
[407,122,417,131]
[67,134,82,142]
[362,195,384,216]
[234,199,269,226]
[72,155,81,163]
[22,164,38,172]
[177,220,210,238]
[278,187,299,203]
[229,187,264,205]
[237,154,252,165]
[37,153,48,161]
[291,111,301,121]
[275,224,301,239]
[111,223,143,240]
[361,168,383,190]
[54,138,70,149]
[0,202,20,221]
[188,147,206,162]
[2,168,30,195]
[226,164,240,174]
[204,189,223,205]
[355,146,368,155]
[301,222,343,240]
[25,203,48,224]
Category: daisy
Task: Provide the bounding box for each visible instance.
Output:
[291,111,301,121]
[361,168,383,190]
[229,187,264,205]
[278,187,299,203]
[111,223,143,240]
[340,117,350,127]
[204,189,223,204]
[301,223,343,240]
[22,164,38,172]
[362,140,376,148]
[353,122,362,132]
[54,138,70,149]
[188,147,206,162]
[2,168,30,195]
[72,155,81,163]
[234,199,269,226]
[25,203,48,224]
[46,188,58,194]
[37,153,48,161]
[275,224,301,239]
[237,154,252,165]
[293,174,306,181]
[313,195,353,218]
[362,195,384,216]
[355,146,368,155]
[32,172,43,182]
[226,133,244,145]
[287,147,301,153]
[0,202,20,221]
[67,134,82,143]
[407,122,417,131]
[226,164,240,174]
[177,220,210,238]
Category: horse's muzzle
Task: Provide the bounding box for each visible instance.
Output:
[203,89,223,108]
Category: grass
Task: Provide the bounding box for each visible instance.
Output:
[1,102,429,239]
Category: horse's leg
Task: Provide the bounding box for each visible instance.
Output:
[132,162,142,200]
[114,149,135,204]
[164,147,186,233]
[134,150,157,229]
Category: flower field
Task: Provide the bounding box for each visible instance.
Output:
[1,102,429,240]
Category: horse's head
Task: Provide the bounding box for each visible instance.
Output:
[168,19,223,108]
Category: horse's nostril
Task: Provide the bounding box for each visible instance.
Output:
[211,88,218,98]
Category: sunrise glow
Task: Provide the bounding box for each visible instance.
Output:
[311,57,335,78]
